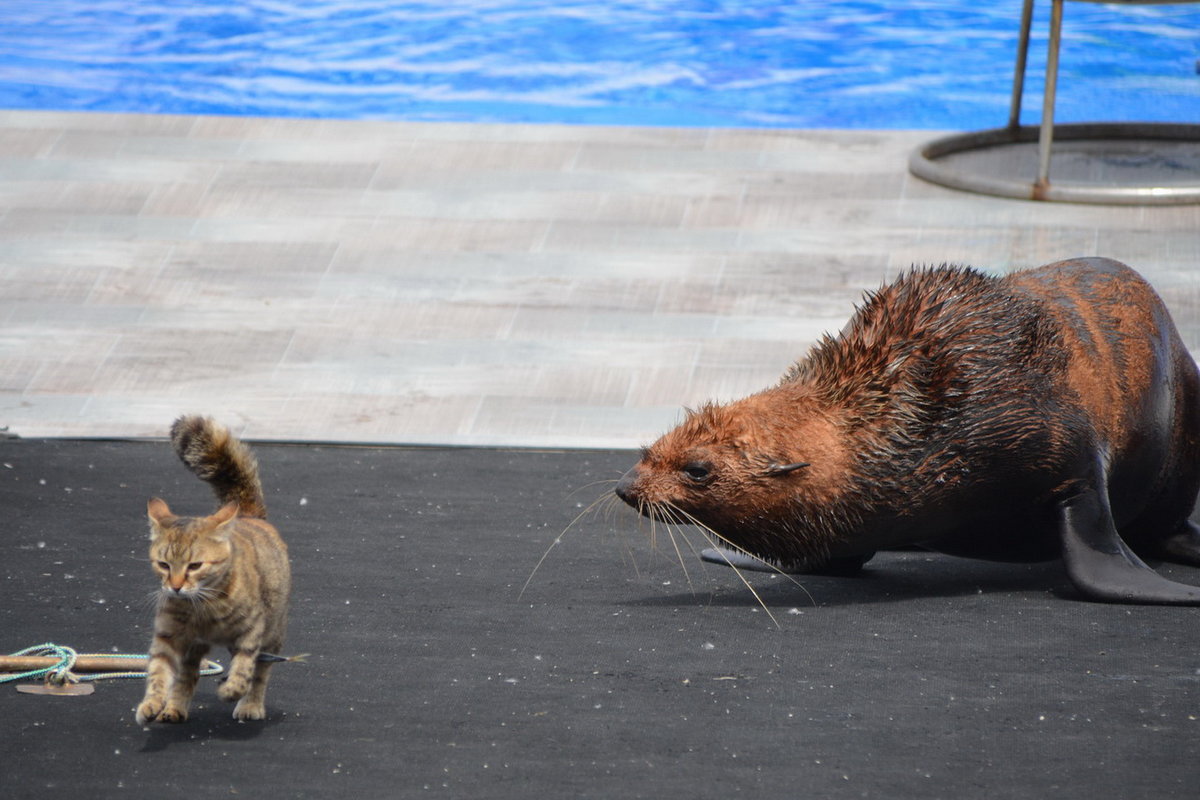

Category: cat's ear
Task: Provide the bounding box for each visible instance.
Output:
[211,502,240,527]
[147,497,176,528]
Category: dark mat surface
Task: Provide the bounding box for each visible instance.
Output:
[2,438,1199,799]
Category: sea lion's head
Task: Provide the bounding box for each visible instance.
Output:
[615,390,852,563]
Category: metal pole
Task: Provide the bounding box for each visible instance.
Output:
[1008,0,1036,130]
[1036,0,1064,194]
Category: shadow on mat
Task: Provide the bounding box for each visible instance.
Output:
[139,713,277,753]
[629,557,1069,609]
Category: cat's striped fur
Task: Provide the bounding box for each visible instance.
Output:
[136,416,290,724]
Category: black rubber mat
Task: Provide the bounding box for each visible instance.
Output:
[2,438,1198,798]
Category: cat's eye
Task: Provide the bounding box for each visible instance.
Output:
[187,562,203,571]
[156,561,169,571]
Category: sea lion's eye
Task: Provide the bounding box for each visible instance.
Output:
[682,462,713,483]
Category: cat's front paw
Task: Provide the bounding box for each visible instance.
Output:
[157,705,189,723]
[218,677,248,703]
[136,698,190,725]
[233,698,266,721]
[135,698,164,726]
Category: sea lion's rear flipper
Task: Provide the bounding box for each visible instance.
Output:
[700,547,872,576]
[1059,488,1200,605]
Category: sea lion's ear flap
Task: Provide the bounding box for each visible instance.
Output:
[764,462,810,477]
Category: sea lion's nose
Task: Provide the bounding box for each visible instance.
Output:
[615,467,639,505]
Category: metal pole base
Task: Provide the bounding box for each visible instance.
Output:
[909,123,1200,205]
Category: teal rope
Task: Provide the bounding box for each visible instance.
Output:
[1,643,223,685]
[0,643,77,685]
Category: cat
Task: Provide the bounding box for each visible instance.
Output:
[135,415,291,724]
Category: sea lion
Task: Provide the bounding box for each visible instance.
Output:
[615,257,1200,605]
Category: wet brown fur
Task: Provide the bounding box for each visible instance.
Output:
[617,258,1200,573]
[136,416,290,724]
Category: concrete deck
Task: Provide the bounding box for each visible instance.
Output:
[2,109,1197,447]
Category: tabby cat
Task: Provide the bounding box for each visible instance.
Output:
[135,415,291,724]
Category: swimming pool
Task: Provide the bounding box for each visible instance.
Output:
[0,1,1196,129]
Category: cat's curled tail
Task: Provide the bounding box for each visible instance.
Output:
[170,415,267,519]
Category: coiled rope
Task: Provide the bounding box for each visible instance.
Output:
[0,643,223,686]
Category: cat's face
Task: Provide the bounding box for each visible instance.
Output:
[146,498,237,599]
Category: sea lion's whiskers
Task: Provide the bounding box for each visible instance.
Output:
[597,491,626,525]
[643,503,656,560]
[664,526,698,597]
[608,495,644,578]
[692,534,781,628]
[614,497,692,584]
[664,502,815,614]
[645,501,676,574]
[644,501,673,576]
[565,477,619,502]
[519,490,614,600]
[646,500,696,595]
[646,499,775,618]
[620,497,776,611]
[664,503,815,603]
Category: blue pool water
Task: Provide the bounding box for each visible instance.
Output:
[0,1,1196,129]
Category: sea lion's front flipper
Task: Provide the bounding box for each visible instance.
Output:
[1059,488,1200,605]
[700,547,872,576]
[701,547,793,573]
